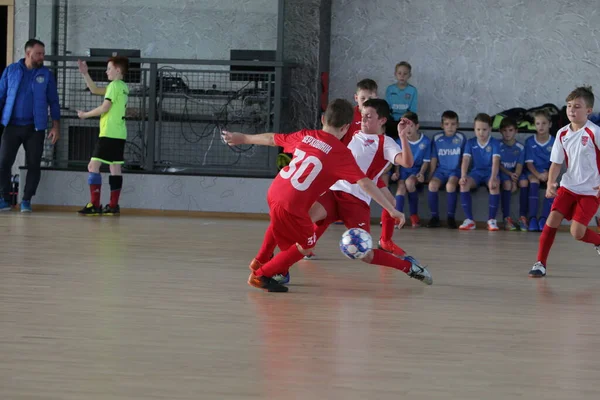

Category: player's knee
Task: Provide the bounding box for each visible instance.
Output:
[396,181,407,195]
[428,179,440,191]
[519,180,529,188]
[570,224,586,240]
[529,176,540,184]
[502,181,512,191]
[405,178,417,192]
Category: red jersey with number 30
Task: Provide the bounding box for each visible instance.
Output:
[269,129,366,216]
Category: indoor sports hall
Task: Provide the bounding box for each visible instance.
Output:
[1,1,600,399]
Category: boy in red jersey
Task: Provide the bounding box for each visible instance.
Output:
[222,99,406,292]
[528,86,600,277]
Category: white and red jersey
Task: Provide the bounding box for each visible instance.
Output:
[330,131,402,204]
[268,129,366,215]
[552,120,600,196]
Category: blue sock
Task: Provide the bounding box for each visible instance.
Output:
[541,197,554,218]
[428,190,439,217]
[408,192,418,216]
[88,172,102,185]
[519,186,528,217]
[489,193,500,220]
[528,182,539,218]
[395,195,405,212]
[460,191,473,220]
[501,190,512,219]
[447,191,457,218]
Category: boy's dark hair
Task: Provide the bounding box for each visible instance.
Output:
[395,61,412,72]
[324,99,355,128]
[356,79,378,93]
[474,113,492,126]
[362,99,391,121]
[566,86,594,108]
[532,109,551,121]
[403,111,419,125]
[441,110,459,123]
[499,117,518,131]
[24,39,45,50]
[108,56,129,76]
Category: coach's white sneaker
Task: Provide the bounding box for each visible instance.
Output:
[487,219,499,231]
[459,218,476,230]
[528,261,546,278]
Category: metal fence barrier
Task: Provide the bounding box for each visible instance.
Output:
[42,56,287,178]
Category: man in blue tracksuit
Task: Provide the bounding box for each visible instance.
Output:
[0,39,61,212]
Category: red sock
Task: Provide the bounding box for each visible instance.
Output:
[537,225,558,265]
[380,209,396,242]
[369,249,411,273]
[314,220,330,242]
[90,184,101,208]
[256,245,305,277]
[256,225,278,264]
[579,229,600,246]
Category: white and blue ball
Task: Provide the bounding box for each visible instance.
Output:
[339,228,373,259]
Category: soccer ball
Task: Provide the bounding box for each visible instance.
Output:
[339,228,373,259]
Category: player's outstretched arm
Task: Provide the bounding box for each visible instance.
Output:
[78,60,106,96]
[77,100,112,119]
[545,162,562,198]
[221,131,276,147]
[357,177,405,225]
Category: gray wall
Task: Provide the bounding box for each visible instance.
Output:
[329,0,600,122]
[32,0,278,58]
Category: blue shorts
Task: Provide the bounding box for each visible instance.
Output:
[432,168,460,185]
[500,172,527,183]
[469,169,498,186]
[400,167,420,181]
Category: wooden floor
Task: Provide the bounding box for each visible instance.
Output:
[1,212,600,400]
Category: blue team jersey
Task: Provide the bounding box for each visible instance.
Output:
[524,135,555,172]
[431,131,466,172]
[500,141,525,172]
[385,83,418,121]
[396,133,431,168]
[464,136,501,171]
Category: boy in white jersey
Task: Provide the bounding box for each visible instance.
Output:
[529,86,600,277]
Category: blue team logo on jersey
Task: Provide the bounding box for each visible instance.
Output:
[452,138,461,144]
[405,93,411,100]
[486,146,491,152]
[546,146,552,152]
[36,76,45,83]
[419,143,426,150]
[513,149,520,155]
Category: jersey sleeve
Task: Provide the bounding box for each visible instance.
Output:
[431,137,438,160]
[383,136,402,164]
[550,136,565,164]
[104,81,116,102]
[594,128,600,151]
[524,139,533,163]
[423,137,432,162]
[492,139,501,157]
[409,87,418,113]
[463,139,473,157]
[336,148,367,184]
[274,130,307,153]
[517,145,525,165]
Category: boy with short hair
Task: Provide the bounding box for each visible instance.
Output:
[222,99,405,292]
[498,117,528,231]
[344,78,378,141]
[524,110,556,231]
[391,111,430,228]
[76,57,130,216]
[426,110,466,229]
[459,113,501,231]
[528,86,600,277]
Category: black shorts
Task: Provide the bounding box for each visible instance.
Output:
[91,137,126,164]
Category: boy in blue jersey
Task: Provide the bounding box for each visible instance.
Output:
[524,110,555,232]
[385,61,417,140]
[498,117,528,231]
[459,113,501,231]
[426,110,466,229]
[391,111,430,228]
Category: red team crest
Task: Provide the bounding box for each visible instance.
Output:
[364,138,375,146]
[581,135,589,146]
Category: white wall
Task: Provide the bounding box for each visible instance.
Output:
[329,0,600,122]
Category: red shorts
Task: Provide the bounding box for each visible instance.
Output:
[551,187,600,225]
[317,190,371,232]
[268,202,316,251]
